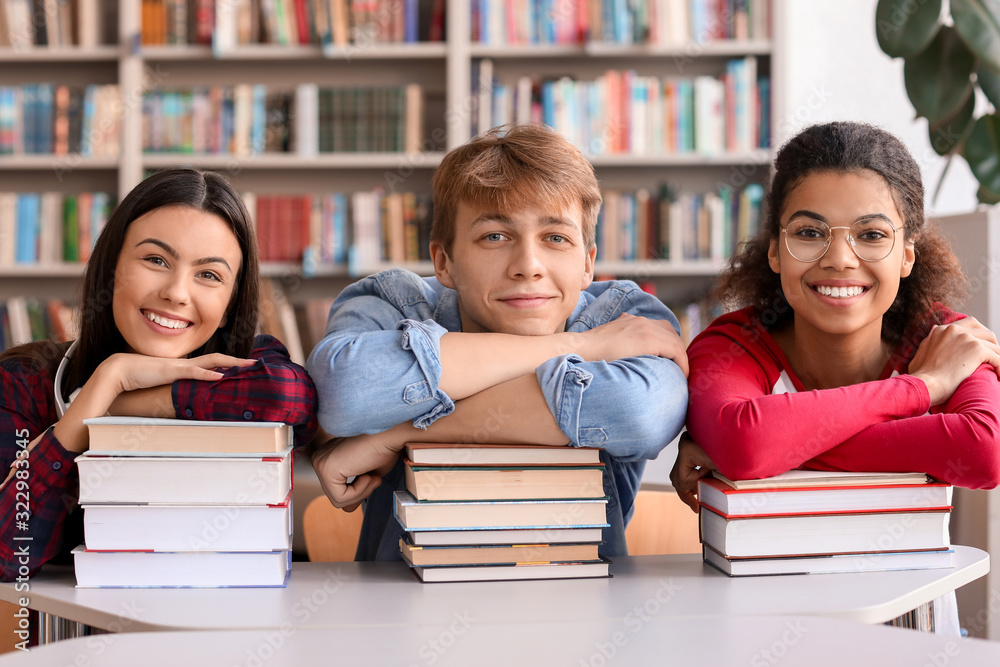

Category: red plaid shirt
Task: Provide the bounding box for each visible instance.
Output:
[0,335,317,581]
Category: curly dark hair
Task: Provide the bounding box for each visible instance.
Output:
[713,121,967,344]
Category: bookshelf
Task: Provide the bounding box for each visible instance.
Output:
[0,0,781,349]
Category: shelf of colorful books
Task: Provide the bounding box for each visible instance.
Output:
[587,151,771,167]
[321,42,448,60]
[584,39,772,58]
[0,264,85,277]
[259,262,349,279]
[141,152,445,170]
[138,44,446,61]
[0,156,119,169]
[596,260,727,277]
[468,40,772,59]
[141,43,448,61]
[0,46,121,62]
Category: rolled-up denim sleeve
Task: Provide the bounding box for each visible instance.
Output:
[306,289,456,437]
[536,354,688,461]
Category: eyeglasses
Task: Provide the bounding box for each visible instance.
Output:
[780,218,904,263]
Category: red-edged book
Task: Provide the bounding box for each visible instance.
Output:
[697,474,953,518]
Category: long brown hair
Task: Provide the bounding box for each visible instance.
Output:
[713,122,967,344]
[0,168,259,401]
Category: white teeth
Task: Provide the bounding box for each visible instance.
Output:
[815,285,864,298]
[145,311,189,329]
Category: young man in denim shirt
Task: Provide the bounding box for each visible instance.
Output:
[306,124,689,560]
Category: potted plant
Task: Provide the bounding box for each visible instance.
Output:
[876,0,1000,203]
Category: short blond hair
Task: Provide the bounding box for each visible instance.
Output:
[431,123,602,253]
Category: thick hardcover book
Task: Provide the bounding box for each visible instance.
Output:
[404,460,606,502]
[697,476,952,518]
[83,417,292,455]
[699,505,951,559]
[403,443,601,466]
[410,559,610,583]
[702,544,955,577]
[76,448,292,505]
[399,538,600,567]
[82,493,292,552]
[406,527,605,547]
[72,546,291,588]
[712,469,930,490]
[393,491,608,531]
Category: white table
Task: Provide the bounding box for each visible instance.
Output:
[1,615,998,667]
[0,547,989,632]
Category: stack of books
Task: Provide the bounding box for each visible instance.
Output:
[697,470,955,577]
[72,417,294,588]
[394,443,612,582]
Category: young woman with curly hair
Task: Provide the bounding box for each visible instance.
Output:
[672,122,1000,514]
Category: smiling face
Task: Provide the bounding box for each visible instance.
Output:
[112,205,243,358]
[767,170,915,341]
[430,200,596,335]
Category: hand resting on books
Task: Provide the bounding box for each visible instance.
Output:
[908,317,1000,406]
[311,426,408,511]
[669,432,718,513]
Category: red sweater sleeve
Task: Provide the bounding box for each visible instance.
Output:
[0,359,81,581]
[806,366,1000,489]
[687,312,1000,489]
[172,335,318,447]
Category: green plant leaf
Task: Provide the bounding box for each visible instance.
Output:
[977,183,1000,204]
[962,114,1000,195]
[875,0,943,57]
[977,65,1000,108]
[952,0,1000,72]
[929,90,976,155]
[904,26,975,124]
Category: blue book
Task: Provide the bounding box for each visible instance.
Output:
[21,84,37,154]
[332,192,348,265]
[35,84,54,154]
[758,77,771,148]
[541,81,555,127]
[405,0,418,42]
[81,85,97,156]
[251,84,267,153]
[15,193,41,264]
[0,87,15,154]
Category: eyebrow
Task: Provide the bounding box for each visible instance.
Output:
[469,213,581,231]
[136,238,235,273]
[786,210,896,225]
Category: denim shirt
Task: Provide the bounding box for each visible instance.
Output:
[306,269,688,559]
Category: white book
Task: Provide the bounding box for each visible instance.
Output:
[213,0,237,55]
[82,498,292,552]
[407,527,605,547]
[37,192,62,264]
[73,546,291,588]
[411,559,609,583]
[0,193,17,266]
[704,545,955,577]
[295,83,319,156]
[76,448,292,505]
[700,507,952,559]
[5,295,30,346]
[477,58,494,135]
[76,0,99,48]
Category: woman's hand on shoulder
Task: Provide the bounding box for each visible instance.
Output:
[909,317,1000,405]
[99,352,256,394]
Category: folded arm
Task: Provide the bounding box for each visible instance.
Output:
[687,331,1000,486]
[173,335,318,447]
